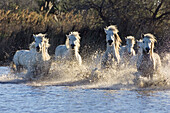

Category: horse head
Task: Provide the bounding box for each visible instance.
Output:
[141,33,156,55]
[66,32,81,51]
[136,39,143,55]
[125,36,135,54]
[33,33,47,52]
[104,28,115,46]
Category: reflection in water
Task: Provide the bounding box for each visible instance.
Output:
[0,49,170,112]
[0,75,170,113]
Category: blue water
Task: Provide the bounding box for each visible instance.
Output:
[0,66,170,113]
[0,84,170,113]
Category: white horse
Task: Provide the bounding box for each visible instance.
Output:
[55,31,82,65]
[119,36,136,65]
[129,39,143,66]
[136,39,143,56]
[101,25,122,68]
[13,33,51,80]
[137,33,161,79]
[12,42,35,72]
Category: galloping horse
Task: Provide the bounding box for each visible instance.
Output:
[13,33,51,80]
[101,25,122,68]
[55,31,82,65]
[129,39,143,66]
[137,33,161,79]
[120,36,136,65]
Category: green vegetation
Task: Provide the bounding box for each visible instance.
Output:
[0,0,169,65]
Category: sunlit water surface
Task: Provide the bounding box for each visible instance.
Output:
[0,83,170,113]
[0,53,170,113]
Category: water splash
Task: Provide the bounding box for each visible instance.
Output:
[0,67,25,83]
[28,52,170,90]
[0,52,170,90]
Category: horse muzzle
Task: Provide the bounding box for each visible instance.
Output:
[71,44,75,49]
[145,47,150,53]
[108,40,113,45]
[36,46,40,52]
[128,52,132,55]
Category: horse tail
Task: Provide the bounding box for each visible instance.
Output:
[10,61,17,72]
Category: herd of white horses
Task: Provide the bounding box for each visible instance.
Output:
[12,25,163,83]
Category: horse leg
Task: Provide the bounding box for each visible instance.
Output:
[24,70,32,80]
[149,74,153,80]
[16,65,22,72]
[24,67,36,80]
[10,62,17,72]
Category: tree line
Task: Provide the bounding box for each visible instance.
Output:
[0,0,169,65]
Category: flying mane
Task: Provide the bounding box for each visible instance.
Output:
[143,33,157,56]
[105,25,122,54]
[65,31,81,51]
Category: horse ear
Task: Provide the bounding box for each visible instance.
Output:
[136,40,139,43]
[125,37,127,40]
[104,28,107,34]
[141,34,144,39]
[44,34,47,37]
[33,34,36,39]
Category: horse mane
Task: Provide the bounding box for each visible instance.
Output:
[31,33,49,49]
[29,37,50,50]
[105,25,122,54]
[41,37,50,60]
[42,37,50,48]
[106,25,119,34]
[65,31,81,51]
[33,33,47,38]
[69,32,81,40]
[143,33,157,56]
[126,36,135,44]
[143,33,157,43]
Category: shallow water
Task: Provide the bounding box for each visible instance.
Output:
[0,53,170,113]
[0,82,170,113]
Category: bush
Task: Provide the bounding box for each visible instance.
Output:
[0,0,169,65]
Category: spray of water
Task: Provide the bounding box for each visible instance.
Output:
[28,51,170,90]
[0,52,170,90]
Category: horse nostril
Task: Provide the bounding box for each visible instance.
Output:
[146,47,150,51]
[36,46,40,51]
[71,44,75,49]
[108,40,113,45]
[146,47,150,53]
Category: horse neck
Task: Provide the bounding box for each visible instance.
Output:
[68,47,79,57]
[138,48,142,56]
[142,50,154,60]
[125,45,129,50]
[106,44,120,62]
[123,45,129,54]
[106,44,115,53]
[30,48,36,52]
